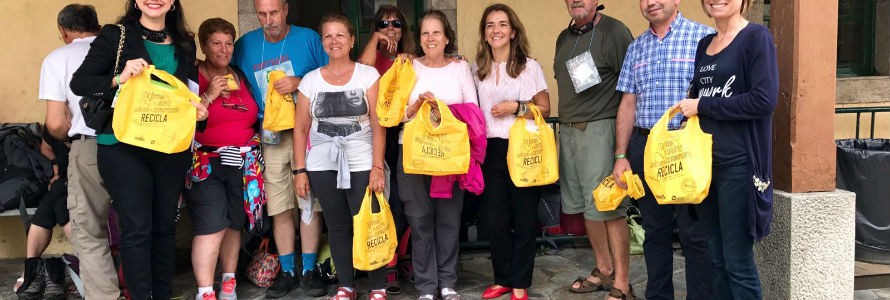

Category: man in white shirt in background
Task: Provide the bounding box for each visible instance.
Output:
[39,4,121,300]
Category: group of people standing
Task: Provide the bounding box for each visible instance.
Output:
[23,0,777,300]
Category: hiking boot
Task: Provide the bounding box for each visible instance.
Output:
[17,257,44,300]
[265,271,298,299]
[301,268,328,297]
[219,277,237,300]
[43,257,67,300]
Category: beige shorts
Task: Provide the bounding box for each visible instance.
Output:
[263,130,322,216]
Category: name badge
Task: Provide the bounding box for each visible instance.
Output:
[262,129,280,144]
[565,50,602,93]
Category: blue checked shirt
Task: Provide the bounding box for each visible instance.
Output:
[616,13,714,129]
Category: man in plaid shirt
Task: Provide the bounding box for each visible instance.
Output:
[612,1,715,299]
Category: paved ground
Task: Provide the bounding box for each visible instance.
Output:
[2,242,889,299]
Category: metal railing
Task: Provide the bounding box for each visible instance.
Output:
[835,106,890,139]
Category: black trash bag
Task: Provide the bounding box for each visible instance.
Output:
[836,139,890,264]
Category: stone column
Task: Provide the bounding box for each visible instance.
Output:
[756,0,856,299]
[238,0,260,37]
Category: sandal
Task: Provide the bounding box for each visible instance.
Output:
[330,287,357,300]
[606,285,635,300]
[568,268,614,293]
[370,289,388,300]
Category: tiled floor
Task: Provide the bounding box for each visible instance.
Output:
[1,246,888,299]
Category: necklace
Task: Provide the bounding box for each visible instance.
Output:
[325,63,353,84]
[141,24,168,43]
[202,63,230,79]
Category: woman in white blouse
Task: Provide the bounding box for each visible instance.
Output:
[472,4,550,300]
[398,9,479,300]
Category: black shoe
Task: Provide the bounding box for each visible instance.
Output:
[17,258,45,300]
[300,269,328,297]
[265,271,299,299]
[43,258,67,300]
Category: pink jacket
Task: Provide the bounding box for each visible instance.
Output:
[429,103,487,198]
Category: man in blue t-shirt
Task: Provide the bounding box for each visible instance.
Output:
[613,1,715,299]
[232,0,328,298]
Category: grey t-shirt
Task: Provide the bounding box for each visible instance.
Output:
[553,14,633,123]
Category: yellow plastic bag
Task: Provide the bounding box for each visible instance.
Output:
[507,104,558,187]
[353,188,398,271]
[593,171,645,212]
[643,109,712,205]
[402,99,470,175]
[377,57,415,127]
[262,70,295,131]
[112,65,198,154]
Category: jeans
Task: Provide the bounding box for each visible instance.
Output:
[696,164,762,299]
[628,132,713,299]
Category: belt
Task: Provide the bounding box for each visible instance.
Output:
[561,121,588,130]
[633,127,651,136]
[70,134,97,141]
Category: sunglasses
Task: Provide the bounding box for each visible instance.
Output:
[220,99,249,112]
[377,20,403,29]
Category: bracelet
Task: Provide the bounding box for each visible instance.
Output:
[372,165,384,171]
[49,159,58,165]
[513,101,521,116]
[614,154,626,160]
[292,168,307,175]
[115,75,122,86]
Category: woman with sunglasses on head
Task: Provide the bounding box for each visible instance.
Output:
[70,0,205,299]
[357,5,417,295]
[187,17,260,300]
[472,4,550,300]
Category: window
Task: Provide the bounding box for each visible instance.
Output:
[837,0,876,76]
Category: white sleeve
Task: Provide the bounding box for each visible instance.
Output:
[38,52,67,102]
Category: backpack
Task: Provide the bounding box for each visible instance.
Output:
[0,123,52,212]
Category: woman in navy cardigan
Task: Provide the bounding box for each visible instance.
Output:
[674,0,778,298]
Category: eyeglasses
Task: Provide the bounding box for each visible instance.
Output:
[220,96,249,112]
[221,102,248,112]
[377,19,403,29]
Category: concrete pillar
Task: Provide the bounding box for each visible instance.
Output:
[756,1,856,299]
[771,0,837,192]
[755,190,856,299]
[238,0,260,37]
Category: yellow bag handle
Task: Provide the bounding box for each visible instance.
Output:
[416,98,460,133]
[360,187,390,215]
[652,107,705,137]
[142,65,200,102]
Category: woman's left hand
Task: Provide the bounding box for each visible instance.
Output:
[192,100,209,121]
[491,101,519,117]
[369,167,385,192]
[673,98,700,117]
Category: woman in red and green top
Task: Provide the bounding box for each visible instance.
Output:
[187,18,260,300]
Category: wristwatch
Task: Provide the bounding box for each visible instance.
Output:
[292,168,307,175]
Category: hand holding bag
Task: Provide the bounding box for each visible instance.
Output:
[112,65,199,153]
[507,104,559,187]
[353,188,398,271]
[402,99,471,176]
[377,57,416,127]
[79,24,125,130]
[262,70,296,131]
[643,108,712,205]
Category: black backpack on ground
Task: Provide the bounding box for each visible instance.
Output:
[0,123,52,213]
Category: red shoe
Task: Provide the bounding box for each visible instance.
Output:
[510,289,528,300]
[482,285,512,299]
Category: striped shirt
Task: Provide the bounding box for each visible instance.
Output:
[616,13,714,129]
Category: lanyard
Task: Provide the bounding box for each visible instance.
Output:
[568,14,597,58]
[260,30,288,70]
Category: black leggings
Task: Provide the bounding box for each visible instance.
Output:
[30,179,69,229]
[97,142,190,300]
[308,170,385,289]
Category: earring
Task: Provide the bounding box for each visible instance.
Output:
[170,4,175,11]
[134,2,138,9]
